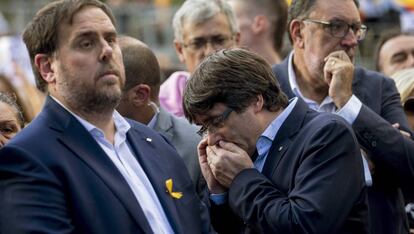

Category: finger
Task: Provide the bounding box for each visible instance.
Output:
[400,130,411,138]
[197,138,209,163]
[218,140,244,154]
[392,123,400,129]
[325,50,351,62]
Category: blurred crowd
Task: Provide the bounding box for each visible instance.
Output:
[1,0,414,233]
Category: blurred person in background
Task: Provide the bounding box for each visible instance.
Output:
[392,68,414,130]
[0,74,42,123]
[375,30,414,77]
[226,0,288,65]
[392,67,414,234]
[117,35,204,197]
[0,92,24,147]
[272,0,414,233]
[159,0,240,117]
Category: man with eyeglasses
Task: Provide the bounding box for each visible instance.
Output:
[272,0,414,234]
[183,48,367,233]
[159,0,240,117]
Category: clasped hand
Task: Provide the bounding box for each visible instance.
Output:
[197,139,254,194]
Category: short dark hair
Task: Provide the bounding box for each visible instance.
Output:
[0,92,24,128]
[287,0,359,43]
[241,0,288,53]
[183,48,288,123]
[22,0,115,93]
[118,36,161,100]
[374,30,414,72]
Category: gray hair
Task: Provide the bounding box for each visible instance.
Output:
[173,0,239,42]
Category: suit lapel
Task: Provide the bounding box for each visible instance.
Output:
[153,108,174,141]
[262,99,310,177]
[45,97,153,233]
[273,56,296,99]
[126,127,184,234]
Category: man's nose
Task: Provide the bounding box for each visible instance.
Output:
[206,131,221,146]
[99,40,113,62]
[341,29,359,48]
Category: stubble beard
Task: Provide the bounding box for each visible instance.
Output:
[59,77,122,117]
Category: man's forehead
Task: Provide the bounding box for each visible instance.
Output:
[182,14,232,39]
[307,0,360,22]
[58,7,115,39]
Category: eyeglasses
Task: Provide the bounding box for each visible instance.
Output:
[197,107,234,136]
[303,19,368,41]
[181,35,234,52]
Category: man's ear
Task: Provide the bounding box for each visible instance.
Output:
[174,39,186,63]
[253,94,264,113]
[233,31,241,46]
[252,15,268,35]
[34,54,55,83]
[290,19,305,49]
[129,84,151,107]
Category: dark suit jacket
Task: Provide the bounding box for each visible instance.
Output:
[273,57,414,234]
[211,99,367,234]
[0,96,209,234]
[154,108,205,196]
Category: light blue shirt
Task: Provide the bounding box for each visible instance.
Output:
[254,98,298,172]
[211,98,298,205]
[51,96,174,234]
[287,52,372,186]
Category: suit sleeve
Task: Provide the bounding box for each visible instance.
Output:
[226,120,365,233]
[0,146,73,234]
[353,77,414,183]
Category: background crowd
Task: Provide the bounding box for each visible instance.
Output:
[0,0,414,233]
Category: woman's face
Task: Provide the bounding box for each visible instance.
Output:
[0,101,21,147]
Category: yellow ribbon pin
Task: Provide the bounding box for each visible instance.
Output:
[165,178,183,199]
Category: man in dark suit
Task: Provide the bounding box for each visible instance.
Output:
[0,1,209,233]
[117,36,204,196]
[182,48,367,233]
[272,0,414,233]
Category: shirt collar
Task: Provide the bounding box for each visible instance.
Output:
[49,95,131,137]
[287,51,334,110]
[256,97,298,155]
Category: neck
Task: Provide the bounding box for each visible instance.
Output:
[249,39,282,65]
[133,104,157,125]
[292,52,328,104]
[77,109,117,144]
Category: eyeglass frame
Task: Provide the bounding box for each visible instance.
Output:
[303,19,368,41]
[181,34,235,53]
[197,107,234,137]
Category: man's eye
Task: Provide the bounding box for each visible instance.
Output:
[330,22,346,32]
[392,53,408,63]
[80,40,94,49]
[190,40,205,49]
[212,37,226,46]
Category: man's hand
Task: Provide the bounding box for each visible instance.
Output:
[323,50,354,109]
[206,140,254,188]
[392,123,411,138]
[198,139,227,194]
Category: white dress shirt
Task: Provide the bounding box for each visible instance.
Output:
[287,52,372,186]
[51,96,174,234]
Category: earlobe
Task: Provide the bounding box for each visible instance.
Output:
[252,15,267,34]
[233,32,241,46]
[254,95,264,112]
[131,84,151,107]
[290,20,304,48]
[34,54,55,83]
[174,40,186,63]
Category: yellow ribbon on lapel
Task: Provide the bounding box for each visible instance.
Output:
[165,178,183,199]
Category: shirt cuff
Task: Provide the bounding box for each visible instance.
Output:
[336,95,362,124]
[210,192,228,205]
